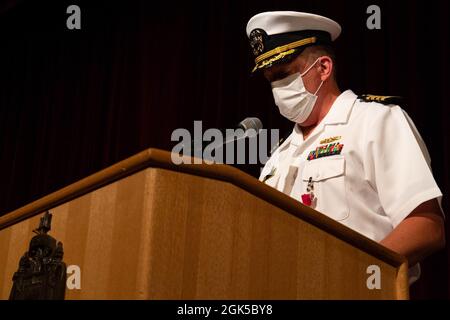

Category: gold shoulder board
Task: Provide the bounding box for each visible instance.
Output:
[358,94,403,105]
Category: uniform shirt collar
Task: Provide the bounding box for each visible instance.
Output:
[322,89,358,125]
[279,89,358,148]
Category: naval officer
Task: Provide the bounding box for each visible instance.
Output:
[247,11,445,283]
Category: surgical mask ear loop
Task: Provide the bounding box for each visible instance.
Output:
[314,80,324,95]
[300,57,325,96]
[300,57,321,77]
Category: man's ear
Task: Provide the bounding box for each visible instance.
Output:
[319,56,333,81]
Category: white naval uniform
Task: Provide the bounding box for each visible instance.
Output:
[259,89,443,284]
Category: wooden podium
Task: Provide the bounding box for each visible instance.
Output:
[0,148,409,299]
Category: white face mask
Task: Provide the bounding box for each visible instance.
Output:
[271,58,324,124]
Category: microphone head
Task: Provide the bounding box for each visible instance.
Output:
[238,117,263,132]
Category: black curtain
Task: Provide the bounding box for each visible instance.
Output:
[0,0,448,299]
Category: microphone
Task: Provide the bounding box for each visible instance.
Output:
[184,118,263,160]
[238,117,263,133]
[204,117,262,164]
[223,117,263,144]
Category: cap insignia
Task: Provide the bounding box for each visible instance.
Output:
[249,29,267,57]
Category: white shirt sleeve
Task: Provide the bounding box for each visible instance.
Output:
[363,105,443,228]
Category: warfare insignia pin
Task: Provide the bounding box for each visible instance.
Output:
[249,29,267,57]
[320,136,341,145]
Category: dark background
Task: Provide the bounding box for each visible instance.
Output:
[0,0,448,299]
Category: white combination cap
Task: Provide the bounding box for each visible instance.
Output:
[246,11,341,72]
